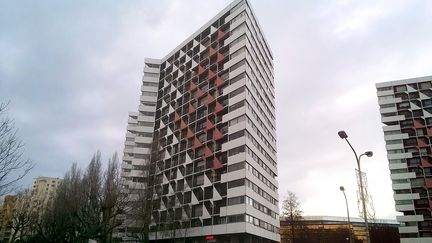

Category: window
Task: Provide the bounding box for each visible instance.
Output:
[230,47,245,60]
[394,85,407,92]
[380,103,395,109]
[140,111,155,116]
[142,82,158,87]
[378,95,394,101]
[413,110,424,117]
[229,115,246,126]
[419,82,432,90]
[145,63,159,68]
[377,87,392,92]
[398,102,410,109]
[228,179,244,188]
[228,162,245,172]
[230,73,245,86]
[138,121,154,127]
[384,130,399,135]
[229,100,244,112]
[423,99,432,107]
[228,196,245,205]
[194,160,205,172]
[227,214,244,223]
[141,91,157,97]
[134,154,150,160]
[192,204,203,217]
[141,101,156,107]
[204,186,213,199]
[184,191,191,203]
[137,132,153,137]
[416,129,425,136]
[229,60,245,72]
[228,86,245,99]
[194,174,204,186]
[411,178,424,187]
[144,72,159,78]
[229,130,245,141]
[229,34,246,49]
[228,146,245,156]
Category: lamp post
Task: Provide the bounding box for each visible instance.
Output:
[340,186,353,243]
[338,130,373,243]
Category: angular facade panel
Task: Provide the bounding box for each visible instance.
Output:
[121,1,279,242]
[376,75,432,242]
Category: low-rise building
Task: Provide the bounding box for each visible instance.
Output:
[280,216,399,243]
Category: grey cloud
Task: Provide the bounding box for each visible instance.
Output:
[1,0,431,218]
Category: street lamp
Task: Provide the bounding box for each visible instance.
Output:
[340,186,353,243]
[338,130,373,243]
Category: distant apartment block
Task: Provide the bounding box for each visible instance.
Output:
[377,75,432,243]
[120,0,279,242]
[31,176,62,212]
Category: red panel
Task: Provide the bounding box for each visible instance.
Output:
[196,88,205,99]
[425,178,432,188]
[209,47,217,57]
[414,119,425,128]
[216,30,225,40]
[197,65,206,75]
[187,128,194,139]
[206,94,215,105]
[194,137,202,149]
[188,103,196,114]
[174,112,180,121]
[190,81,197,91]
[216,53,224,63]
[208,70,215,80]
[427,128,432,137]
[213,157,223,170]
[215,101,224,113]
[215,76,224,88]
[204,146,213,158]
[180,120,187,129]
[214,128,224,141]
[422,158,432,168]
[418,138,429,147]
[205,119,215,131]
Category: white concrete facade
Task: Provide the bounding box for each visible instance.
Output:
[118,58,160,240]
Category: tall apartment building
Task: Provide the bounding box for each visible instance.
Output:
[120,0,279,242]
[377,75,432,243]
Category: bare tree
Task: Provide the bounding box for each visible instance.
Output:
[36,163,84,242]
[99,152,130,242]
[124,136,162,242]
[8,188,38,242]
[77,152,103,240]
[34,152,128,243]
[124,187,151,242]
[0,102,34,197]
[281,191,304,243]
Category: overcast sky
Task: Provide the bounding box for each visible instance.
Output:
[1,0,432,220]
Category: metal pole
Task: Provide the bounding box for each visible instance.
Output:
[344,138,370,243]
[340,186,353,243]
